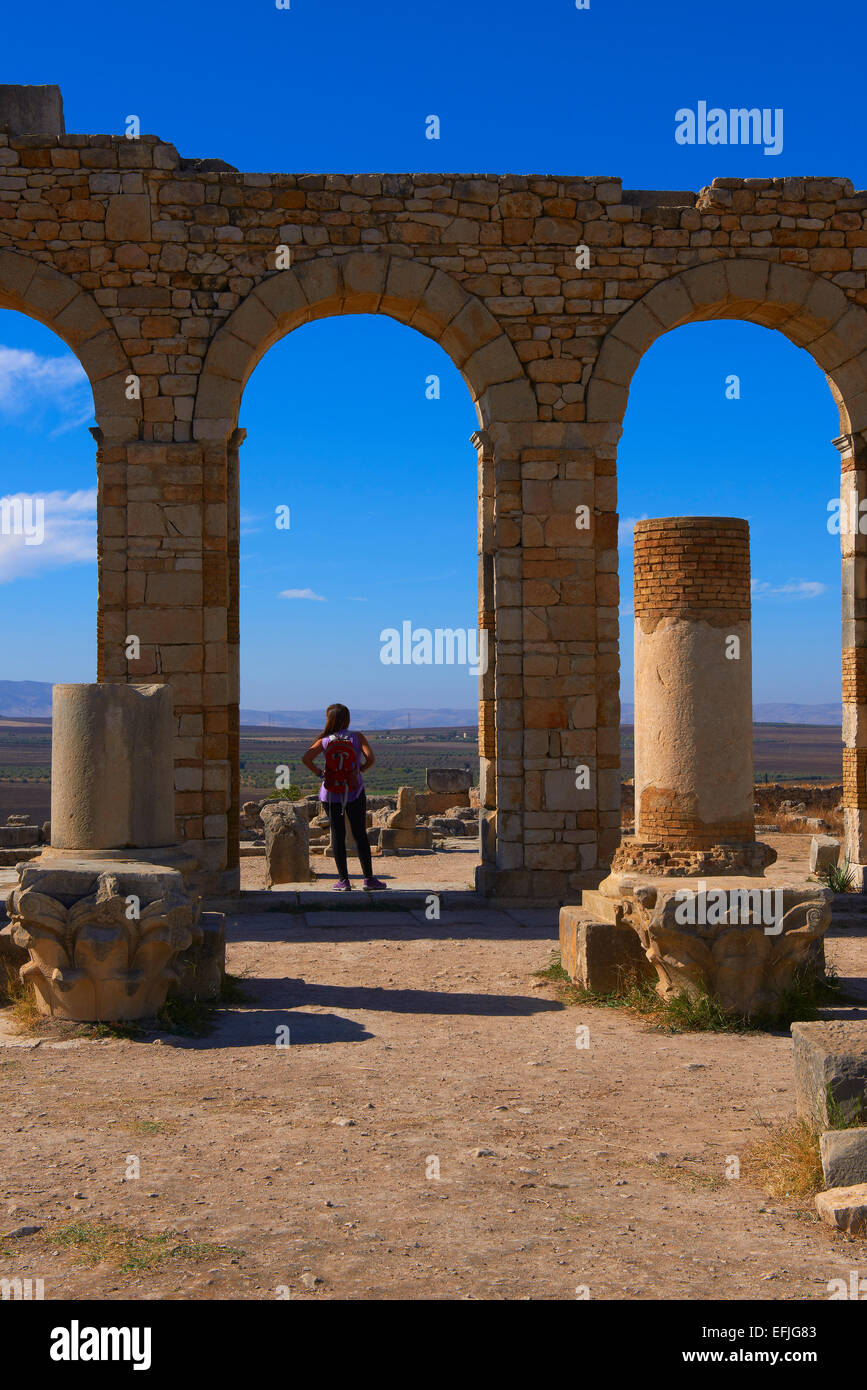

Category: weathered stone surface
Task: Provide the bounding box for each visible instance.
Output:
[612,837,776,878]
[560,905,653,992]
[7,860,199,1021]
[105,194,151,242]
[426,768,473,794]
[815,1183,867,1235]
[51,684,176,850]
[415,791,470,815]
[0,84,64,136]
[379,787,435,852]
[588,874,831,1017]
[380,826,434,853]
[388,786,418,830]
[820,1128,867,1188]
[0,825,40,848]
[0,922,28,969]
[261,800,313,886]
[169,911,225,1000]
[792,1021,867,1127]
[810,834,841,874]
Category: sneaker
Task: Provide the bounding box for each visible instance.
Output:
[332,878,352,891]
[363,877,388,891]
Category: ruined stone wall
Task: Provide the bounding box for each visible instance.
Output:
[1,121,866,895]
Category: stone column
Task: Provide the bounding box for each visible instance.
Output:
[51,683,175,849]
[622,516,772,874]
[6,682,224,1022]
[838,432,867,883]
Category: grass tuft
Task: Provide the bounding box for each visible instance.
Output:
[537,953,845,1033]
[47,1219,242,1274]
[741,1119,825,1201]
[0,958,42,1031]
[819,859,856,894]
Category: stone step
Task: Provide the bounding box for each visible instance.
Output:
[207,888,561,915]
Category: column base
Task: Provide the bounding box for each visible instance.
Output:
[611,835,776,878]
[7,857,203,1022]
[566,870,831,1018]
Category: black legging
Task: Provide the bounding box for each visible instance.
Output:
[326,791,373,880]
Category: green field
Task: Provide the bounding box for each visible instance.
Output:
[239,725,478,796]
[0,718,845,824]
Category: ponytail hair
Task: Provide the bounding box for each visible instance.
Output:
[320,703,351,738]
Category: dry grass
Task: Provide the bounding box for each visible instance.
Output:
[40,1219,243,1274]
[641,1160,725,1193]
[0,957,41,1030]
[741,1119,824,1201]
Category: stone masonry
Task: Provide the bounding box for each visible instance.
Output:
[3,88,867,897]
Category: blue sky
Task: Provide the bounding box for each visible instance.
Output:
[0,0,862,710]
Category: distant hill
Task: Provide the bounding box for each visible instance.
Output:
[0,681,54,717]
[620,702,841,726]
[239,708,479,729]
[0,684,843,729]
[752,703,842,726]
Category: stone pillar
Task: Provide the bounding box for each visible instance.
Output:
[7,682,224,1022]
[838,432,867,883]
[51,683,175,850]
[633,517,756,847]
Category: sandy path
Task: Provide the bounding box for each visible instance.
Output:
[1,896,865,1301]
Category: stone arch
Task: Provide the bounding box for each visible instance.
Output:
[0,249,139,441]
[192,251,532,440]
[587,258,867,435]
[587,256,867,878]
[193,251,533,893]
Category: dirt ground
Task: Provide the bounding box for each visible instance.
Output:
[1,832,866,1301]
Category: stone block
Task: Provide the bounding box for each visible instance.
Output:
[810,834,840,874]
[105,194,152,242]
[0,85,64,136]
[792,1021,867,1127]
[815,1183,867,1236]
[820,1128,867,1188]
[169,911,225,1001]
[0,825,39,848]
[380,827,434,853]
[425,768,472,794]
[0,922,28,970]
[560,904,653,992]
[261,800,313,885]
[387,786,417,829]
[415,791,470,815]
[51,683,176,850]
[8,860,199,1022]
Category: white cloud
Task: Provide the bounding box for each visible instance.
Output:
[279,587,326,601]
[751,579,827,600]
[0,346,92,432]
[0,489,96,583]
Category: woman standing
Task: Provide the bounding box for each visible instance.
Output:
[303,703,387,892]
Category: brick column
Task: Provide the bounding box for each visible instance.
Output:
[628,517,765,864]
